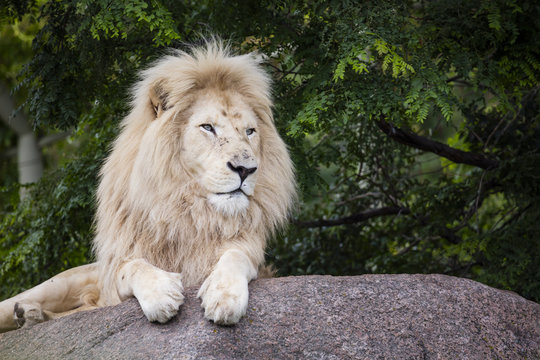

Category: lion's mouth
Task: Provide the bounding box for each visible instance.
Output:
[216,189,246,196]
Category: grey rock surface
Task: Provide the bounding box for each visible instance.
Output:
[0,275,538,359]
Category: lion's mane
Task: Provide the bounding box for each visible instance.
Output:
[92,43,296,305]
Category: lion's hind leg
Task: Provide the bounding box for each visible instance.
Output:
[0,263,100,332]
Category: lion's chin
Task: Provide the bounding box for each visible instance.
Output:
[208,192,249,216]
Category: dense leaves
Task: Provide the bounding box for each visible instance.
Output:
[0,1,538,302]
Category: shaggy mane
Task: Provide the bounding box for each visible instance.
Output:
[92,41,296,305]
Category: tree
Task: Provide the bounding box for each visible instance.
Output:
[0,83,43,194]
[0,0,538,302]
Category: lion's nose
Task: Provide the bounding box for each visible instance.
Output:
[227,162,257,183]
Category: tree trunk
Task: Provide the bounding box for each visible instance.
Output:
[0,84,43,196]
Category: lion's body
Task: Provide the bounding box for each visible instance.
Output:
[0,42,295,332]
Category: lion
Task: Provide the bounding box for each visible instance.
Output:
[0,41,296,332]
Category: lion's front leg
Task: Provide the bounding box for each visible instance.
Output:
[197,249,257,325]
[116,259,184,323]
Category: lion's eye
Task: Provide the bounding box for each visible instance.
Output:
[246,128,256,136]
[200,124,215,134]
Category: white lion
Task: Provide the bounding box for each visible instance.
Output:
[0,41,296,332]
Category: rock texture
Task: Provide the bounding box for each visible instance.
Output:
[0,275,538,359]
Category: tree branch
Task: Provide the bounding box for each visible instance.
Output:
[295,206,410,228]
[376,117,499,170]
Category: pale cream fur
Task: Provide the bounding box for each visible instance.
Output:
[0,41,295,331]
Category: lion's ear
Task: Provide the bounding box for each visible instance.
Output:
[149,82,169,119]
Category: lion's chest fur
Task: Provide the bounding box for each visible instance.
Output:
[116,197,260,287]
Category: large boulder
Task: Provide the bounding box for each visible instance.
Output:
[0,275,538,359]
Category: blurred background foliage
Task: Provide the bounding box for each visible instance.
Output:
[0,0,538,302]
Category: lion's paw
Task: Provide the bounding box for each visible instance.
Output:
[13,302,45,329]
[135,270,184,323]
[197,270,248,325]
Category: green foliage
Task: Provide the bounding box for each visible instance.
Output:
[16,0,181,130]
[82,0,180,46]
[1,0,539,303]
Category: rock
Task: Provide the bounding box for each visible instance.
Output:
[0,275,538,359]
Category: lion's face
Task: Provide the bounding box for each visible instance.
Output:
[181,91,261,215]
